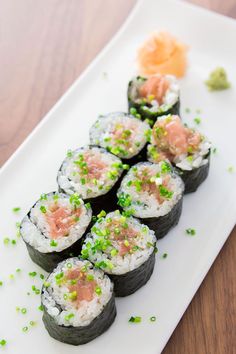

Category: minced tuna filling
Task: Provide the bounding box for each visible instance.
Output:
[46,203,81,239]
[100,219,140,257]
[72,150,109,185]
[148,115,211,170]
[56,267,98,309]
[131,75,179,111]
[139,75,170,105]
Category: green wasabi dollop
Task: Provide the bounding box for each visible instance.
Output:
[205,67,231,91]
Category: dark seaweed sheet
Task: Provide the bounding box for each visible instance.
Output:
[139,196,183,239]
[42,293,116,345]
[23,235,85,272]
[109,250,155,297]
[175,153,210,194]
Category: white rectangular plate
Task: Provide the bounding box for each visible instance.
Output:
[0,0,236,353]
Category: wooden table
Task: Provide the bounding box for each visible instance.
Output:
[0,1,235,353]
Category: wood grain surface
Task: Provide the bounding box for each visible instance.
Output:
[0,1,235,353]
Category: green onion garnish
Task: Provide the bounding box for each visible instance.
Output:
[12,207,21,213]
[194,117,201,125]
[186,228,196,236]
[162,253,168,259]
[29,271,37,277]
[0,339,7,346]
[150,316,156,322]
[129,316,142,323]
[40,205,47,214]
[95,286,102,295]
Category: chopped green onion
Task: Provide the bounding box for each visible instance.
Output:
[40,194,48,201]
[85,202,91,210]
[227,166,234,173]
[186,228,196,236]
[43,281,51,288]
[0,339,6,346]
[69,194,81,208]
[12,207,21,213]
[30,321,36,326]
[110,248,118,257]
[28,271,37,277]
[162,253,168,259]
[3,237,10,245]
[16,268,21,273]
[22,326,28,332]
[150,316,156,322]
[95,286,102,295]
[38,305,43,311]
[11,239,16,245]
[86,274,94,281]
[50,240,58,247]
[0,281,3,286]
[185,108,191,113]
[40,274,45,280]
[67,149,73,158]
[129,316,142,323]
[21,308,27,314]
[194,117,201,125]
[40,205,47,214]
[64,313,75,321]
[97,210,106,219]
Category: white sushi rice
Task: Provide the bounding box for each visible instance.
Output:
[83,211,156,275]
[118,162,184,218]
[130,75,179,112]
[57,146,123,199]
[148,115,211,171]
[21,193,92,253]
[41,258,113,327]
[89,112,150,159]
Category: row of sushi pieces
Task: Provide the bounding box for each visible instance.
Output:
[19,73,211,345]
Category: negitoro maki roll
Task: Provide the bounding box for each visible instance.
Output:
[57,146,128,214]
[147,114,211,193]
[82,210,156,297]
[128,74,180,124]
[89,112,150,165]
[20,192,92,272]
[117,161,184,239]
[41,257,116,345]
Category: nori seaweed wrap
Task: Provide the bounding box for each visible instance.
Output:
[57,145,127,214]
[128,75,180,124]
[117,162,184,239]
[89,112,150,166]
[82,210,156,296]
[20,192,92,272]
[41,258,116,345]
[147,114,211,193]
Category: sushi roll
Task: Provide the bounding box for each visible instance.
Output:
[89,112,150,165]
[117,162,184,239]
[147,114,211,193]
[128,74,180,124]
[82,210,156,297]
[41,257,116,345]
[57,146,127,214]
[20,192,92,272]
